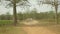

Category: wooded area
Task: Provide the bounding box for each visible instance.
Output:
[0,0,60,26]
[0,0,60,34]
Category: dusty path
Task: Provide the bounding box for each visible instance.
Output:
[22,26,56,34]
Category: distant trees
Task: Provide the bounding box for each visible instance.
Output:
[38,0,60,24]
[0,12,12,20]
[17,11,56,20]
[0,10,60,22]
[0,0,60,25]
[17,12,23,20]
[5,12,12,20]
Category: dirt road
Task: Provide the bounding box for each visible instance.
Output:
[22,26,56,34]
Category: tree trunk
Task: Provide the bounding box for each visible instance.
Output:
[54,0,58,24]
[55,5,58,24]
[13,0,17,26]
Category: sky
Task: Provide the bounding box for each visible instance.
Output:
[0,0,60,15]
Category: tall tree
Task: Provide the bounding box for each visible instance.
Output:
[13,0,17,26]
[38,0,60,24]
[5,0,28,26]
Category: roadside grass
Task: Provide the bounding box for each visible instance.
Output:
[0,20,13,25]
[0,26,27,34]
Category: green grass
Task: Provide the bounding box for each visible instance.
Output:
[0,26,27,34]
[0,19,60,26]
[0,20,13,25]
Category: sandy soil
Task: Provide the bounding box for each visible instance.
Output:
[22,26,57,34]
[21,19,57,34]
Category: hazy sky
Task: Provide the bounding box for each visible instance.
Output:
[0,0,60,15]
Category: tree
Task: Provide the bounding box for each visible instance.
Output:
[5,12,12,20]
[17,12,23,20]
[5,0,28,26]
[38,0,60,24]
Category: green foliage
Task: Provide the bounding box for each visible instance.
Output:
[0,14,12,20]
[0,10,60,25]
[0,11,60,20]
[5,0,22,3]
[17,12,23,20]
[0,20,13,25]
[5,0,28,7]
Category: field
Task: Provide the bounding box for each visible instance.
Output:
[0,19,60,26]
[0,25,60,34]
[0,20,60,34]
[0,26,27,34]
[0,20,13,26]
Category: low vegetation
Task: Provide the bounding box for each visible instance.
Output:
[0,20,13,26]
[0,26,27,34]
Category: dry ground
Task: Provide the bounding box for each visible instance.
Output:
[22,26,57,34]
[0,26,27,34]
[21,19,59,34]
[0,25,60,34]
[0,19,60,34]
